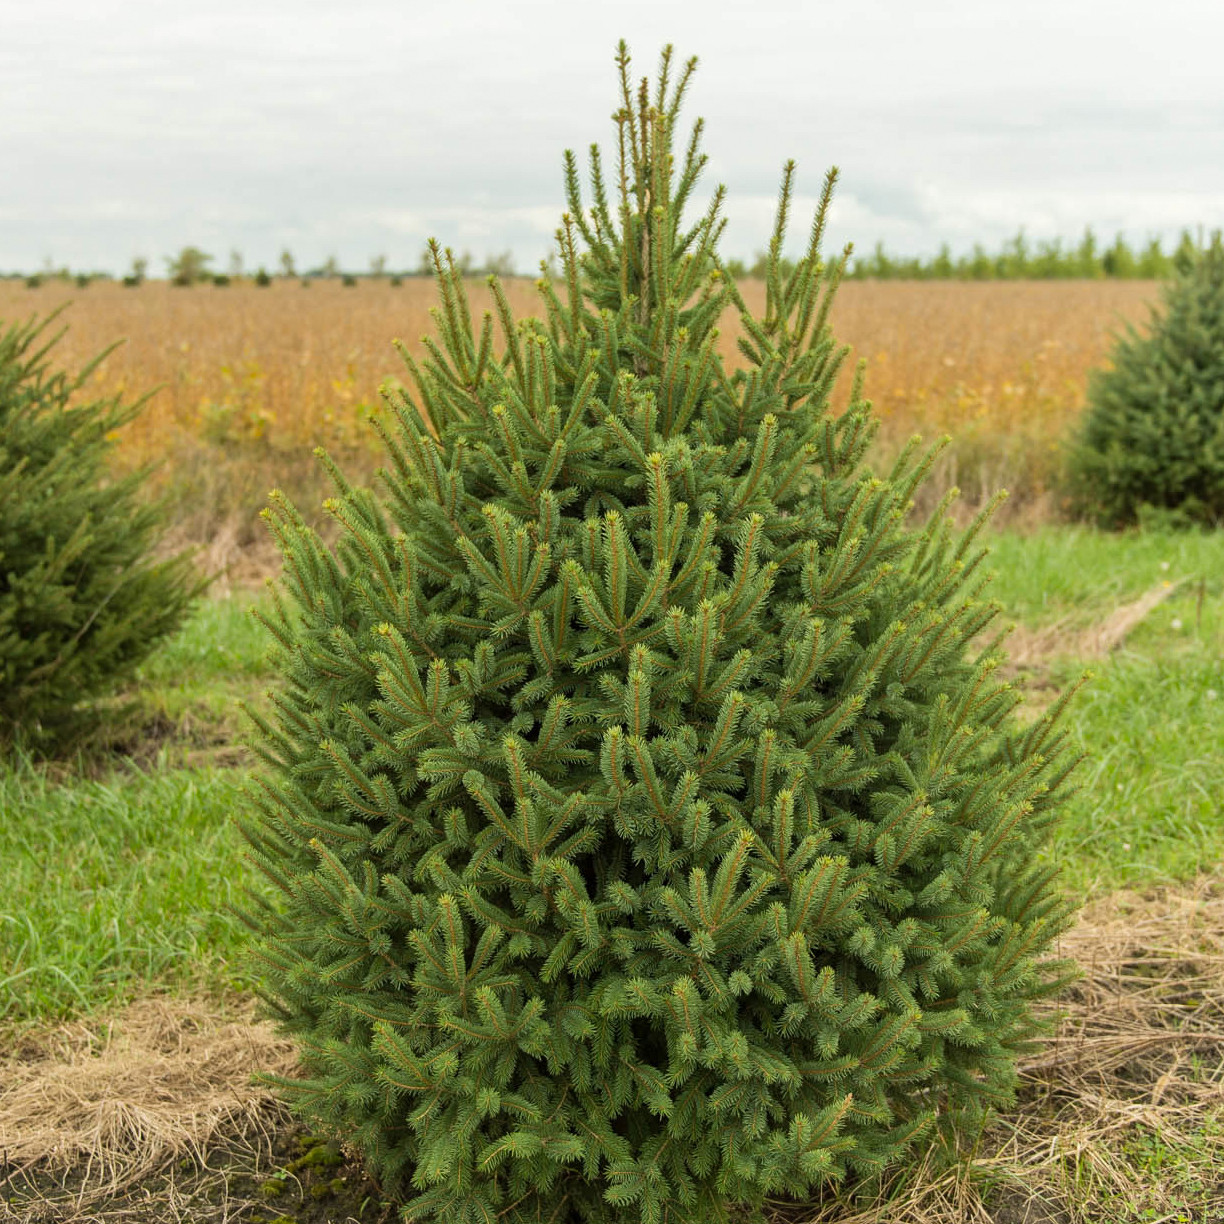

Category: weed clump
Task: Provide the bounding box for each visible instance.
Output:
[244,43,1077,1224]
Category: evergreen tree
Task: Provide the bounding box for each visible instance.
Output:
[0,313,202,745]
[1069,232,1224,526]
[243,44,1077,1224]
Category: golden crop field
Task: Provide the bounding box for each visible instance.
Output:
[2,277,1159,568]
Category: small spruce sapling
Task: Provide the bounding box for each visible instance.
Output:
[243,43,1078,1224]
[1069,232,1224,526]
[0,313,202,746]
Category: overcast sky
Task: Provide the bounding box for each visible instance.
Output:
[3,0,1223,275]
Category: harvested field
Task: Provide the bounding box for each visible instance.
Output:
[0,278,1160,567]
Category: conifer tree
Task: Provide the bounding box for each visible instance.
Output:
[1069,233,1224,526]
[0,313,201,745]
[244,44,1077,1224]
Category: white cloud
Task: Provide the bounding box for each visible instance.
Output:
[3,0,1224,271]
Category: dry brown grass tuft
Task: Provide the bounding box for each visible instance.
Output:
[5,881,1224,1222]
[0,278,1160,565]
[0,994,296,1216]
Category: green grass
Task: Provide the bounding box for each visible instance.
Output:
[983,527,1224,895]
[1,526,1222,1027]
[1060,553,1224,893]
[1050,643,1224,895]
[984,524,1224,627]
[126,589,275,746]
[0,759,253,1022]
[1,593,273,1025]
[135,589,271,688]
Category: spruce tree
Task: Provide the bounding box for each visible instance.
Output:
[1069,232,1224,526]
[0,313,201,745]
[244,44,1077,1224]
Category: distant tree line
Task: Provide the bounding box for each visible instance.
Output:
[720,229,1204,282]
[2,266,115,289]
[2,245,522,288]
[3,230,1208,287]
[841,228,1203,281]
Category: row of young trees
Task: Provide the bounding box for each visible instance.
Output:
[844,228,1203,282]
[9,229,1207,290]
[7,246,522,288]
[159,246,523,286]
[3,40,1223,1224]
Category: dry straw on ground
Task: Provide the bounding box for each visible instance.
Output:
[1004,582,1182,674]
[0,995,296,1219]
[4,880,1224,1223]
[0,278,1160,567]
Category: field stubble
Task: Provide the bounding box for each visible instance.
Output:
[1,277,1160,574]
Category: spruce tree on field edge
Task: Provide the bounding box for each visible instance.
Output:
[1069,232,1224,526]
[0,313,203,747]
[242,44,1079,1224]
